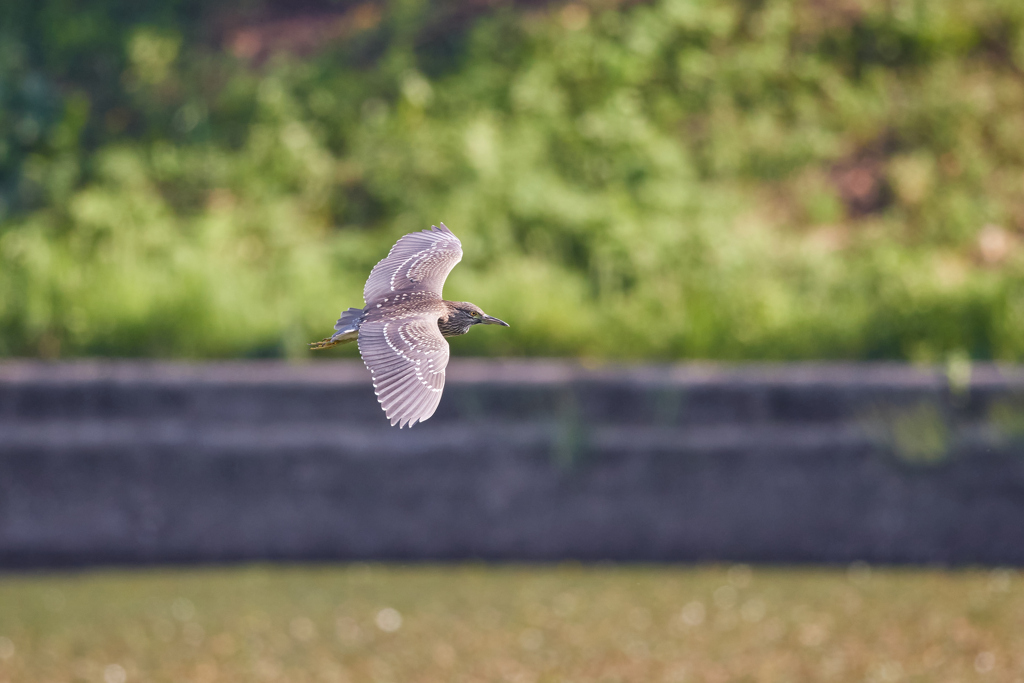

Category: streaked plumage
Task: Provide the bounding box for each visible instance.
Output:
[310,223,508,427]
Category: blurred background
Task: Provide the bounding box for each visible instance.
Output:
[3,0,1024,362]
[4,1,1024,681]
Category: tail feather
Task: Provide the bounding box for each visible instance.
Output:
[334,307,364,333]
[310,307,365,351]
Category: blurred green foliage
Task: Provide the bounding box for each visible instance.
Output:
[2,0,1024,360]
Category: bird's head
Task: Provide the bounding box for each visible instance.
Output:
[444,301,509,336]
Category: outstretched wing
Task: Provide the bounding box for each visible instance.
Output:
[357,315,450,428]
[363,223,463,305]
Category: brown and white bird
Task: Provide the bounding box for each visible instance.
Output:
[310,223,508,427]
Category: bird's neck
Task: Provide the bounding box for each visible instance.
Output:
[438,301,472,337]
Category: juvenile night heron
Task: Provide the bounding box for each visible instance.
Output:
[310,223,508,427]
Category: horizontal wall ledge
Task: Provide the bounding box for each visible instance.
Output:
[1,360,1023,568]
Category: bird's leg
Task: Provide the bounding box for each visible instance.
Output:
[309,331,359,350]
[308,337,341,350]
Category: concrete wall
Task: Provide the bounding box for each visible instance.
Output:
[2,360,1024,567]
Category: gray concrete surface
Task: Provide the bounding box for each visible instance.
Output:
[1,360,1024,567]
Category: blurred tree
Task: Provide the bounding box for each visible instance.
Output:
[1,0,1023,361]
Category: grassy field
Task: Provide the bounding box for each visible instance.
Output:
[0,564,1022,683]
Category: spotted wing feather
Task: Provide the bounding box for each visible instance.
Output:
[357,316,450,428]
[363,223,463,305]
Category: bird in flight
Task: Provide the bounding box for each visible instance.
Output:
[310,223,509,427]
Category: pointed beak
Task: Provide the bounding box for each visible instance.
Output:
[482,315,509,327]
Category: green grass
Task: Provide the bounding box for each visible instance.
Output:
[1,564,1022,682]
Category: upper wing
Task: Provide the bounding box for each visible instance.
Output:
[363,223,463,305]
[357,315,450,428]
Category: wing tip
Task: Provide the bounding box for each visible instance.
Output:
[397,413,432,428]
[386,404,437,429]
